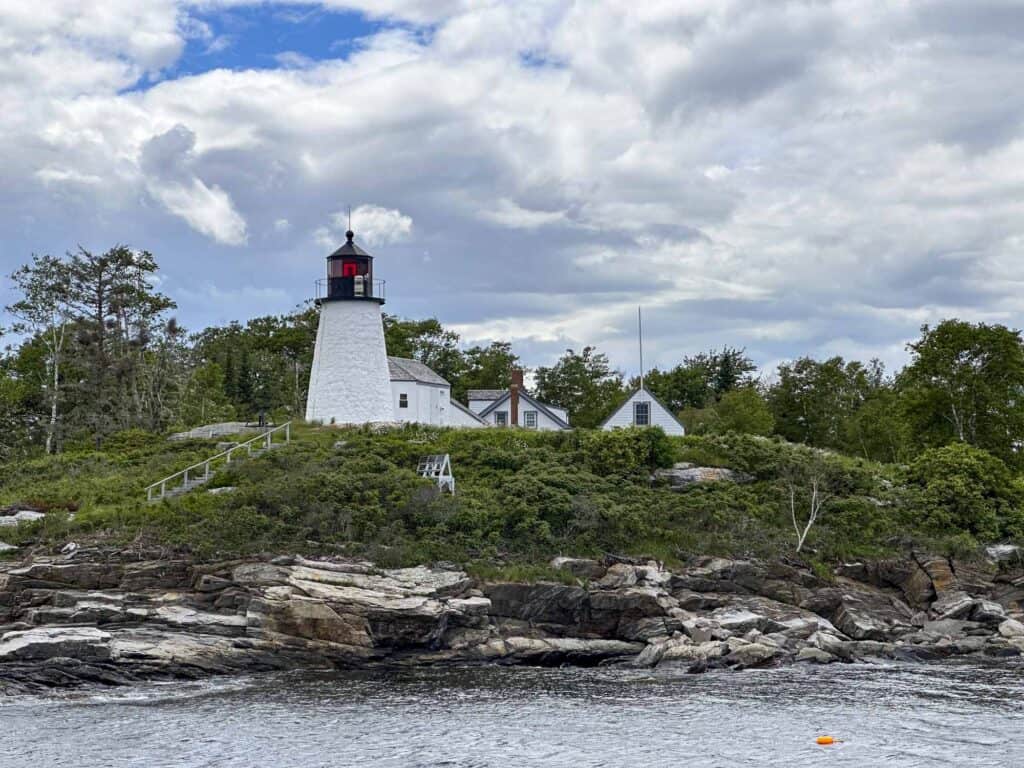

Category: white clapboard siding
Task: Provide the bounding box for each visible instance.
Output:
[601,387,685,436]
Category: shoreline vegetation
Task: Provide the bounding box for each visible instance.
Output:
[1,426,1020,569]
[2,247,1024,686]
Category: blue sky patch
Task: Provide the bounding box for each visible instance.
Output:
[174,3,385,77]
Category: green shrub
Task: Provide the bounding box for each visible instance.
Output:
[904,443,1024,541]
[578,427,676,476]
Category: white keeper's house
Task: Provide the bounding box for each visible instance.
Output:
[467,370,570,431]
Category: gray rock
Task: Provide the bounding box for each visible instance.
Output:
[725,642,780,669]
[596,563,638,589]
[207,486,236,495]
[550,557,605,580]
[932,591,975,620]
[922,618,979,638]
[812,631,853,661]
[0,510,46,527]
[832,597,892,640]
[848,640,896,658]
[950,636,987,655]
[0,627,112,662]
[652,466,754,490]
[998,618,1024,638]
[986,545,1021,563]
[970,600,1006,624]
[796,647,836,664]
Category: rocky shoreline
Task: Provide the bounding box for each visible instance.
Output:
[1,547,1022,693]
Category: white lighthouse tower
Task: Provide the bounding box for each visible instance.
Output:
[305,229,395,425]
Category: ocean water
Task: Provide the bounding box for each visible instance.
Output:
[2,661,1021,767]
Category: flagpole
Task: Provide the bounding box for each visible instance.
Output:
[638,305,644,397]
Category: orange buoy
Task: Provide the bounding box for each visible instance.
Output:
[816,736,835,745]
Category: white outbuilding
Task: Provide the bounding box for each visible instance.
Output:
[388,357,487,428]
[600,386,686,436]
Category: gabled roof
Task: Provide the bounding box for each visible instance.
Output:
[467,389,505,401]
[388,357,449,386]
[450,398,490,425]
[478,390,571,429]
[599,386,687,432]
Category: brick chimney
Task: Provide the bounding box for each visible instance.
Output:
[509,368,523,428]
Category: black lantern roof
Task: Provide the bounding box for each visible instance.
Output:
[328,230,371,258]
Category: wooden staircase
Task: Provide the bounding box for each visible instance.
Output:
[146,422,291,502]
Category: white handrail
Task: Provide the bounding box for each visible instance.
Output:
[146,422,292,501]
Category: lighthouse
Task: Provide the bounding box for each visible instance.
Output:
[305,229,395,425]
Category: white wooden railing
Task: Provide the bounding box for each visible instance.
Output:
[146,422,292,502]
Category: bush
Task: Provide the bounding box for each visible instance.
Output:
[578,427,676,476]
[904,443,1024,541]
[0,422,955,566]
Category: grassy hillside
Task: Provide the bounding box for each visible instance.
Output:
[0,425,1013,569]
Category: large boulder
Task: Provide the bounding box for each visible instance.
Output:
[652,465,754,491]
[832,597,893,641]
[932,591,975,620]
[550,557,606,581]
[998,618,1024,638]
[247,595,372,649]
[724,642,780,669]
[970,600,1006,624]
[0,627,112,662]
[917,557,959,595]
[484,583,588,633]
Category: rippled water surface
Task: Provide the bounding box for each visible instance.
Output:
[3,661,1022,767]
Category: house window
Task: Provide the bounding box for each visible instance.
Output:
[399,393,409,409]
[495,411,508,426]
[524,410,538,428]
[633,401,650,426]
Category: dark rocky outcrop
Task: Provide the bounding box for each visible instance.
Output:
[2,548,1022,693]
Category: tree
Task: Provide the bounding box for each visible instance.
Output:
[781,453,834,553]
[180,363,234,427]
[639,365,709,412]
[843,387,911,464]
[641,347,756,413]
[457,342,519,401]
[712,387,774,435]
[534,346,625,427]
[767,356,886,450]
[904,443,1024,541]
[383,315,465,384]
[7,255,73,453]
[899,320,1024,464]
[64,246,174,442]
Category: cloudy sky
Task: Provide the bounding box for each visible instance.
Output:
[3,1,1024,377]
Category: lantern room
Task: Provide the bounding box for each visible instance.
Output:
[319,230,385,304]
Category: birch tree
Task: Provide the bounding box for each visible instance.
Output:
[782,454,833,553]
[7,255,73,453]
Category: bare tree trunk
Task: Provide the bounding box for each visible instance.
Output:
[789,475,831,553]
[44,320,66,455]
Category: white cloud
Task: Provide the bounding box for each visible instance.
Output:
[336,204,413,246]
[5,0,1024,373]
[479,198,568,230]
[149,177,249,246]
[139,124,249,245]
